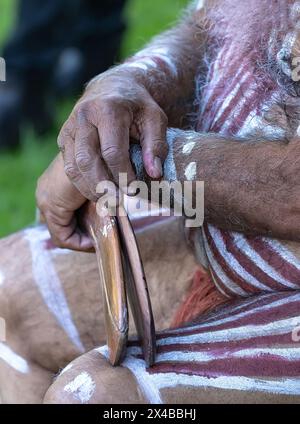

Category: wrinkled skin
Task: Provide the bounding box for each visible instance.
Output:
[4,0,300,405]
[37,72,169,251]
[37,1,300,250]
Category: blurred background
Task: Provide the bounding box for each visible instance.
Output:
[0,0,188,238]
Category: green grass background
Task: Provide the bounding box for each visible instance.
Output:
[0,0,188,238]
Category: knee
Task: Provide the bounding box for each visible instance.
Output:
[44,349,148,404]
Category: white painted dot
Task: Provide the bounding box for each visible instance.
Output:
[183,142,196,155]
[185,162,197,181]
[0,271,4,286]
[297,124,300,137]
[64,372,96,404]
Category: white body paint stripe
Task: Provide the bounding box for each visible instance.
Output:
[265,238,300,270]
[125,54,177,76]
[203,233,247,296]
[0,271,4,286]
[151,373,300,396]
[200,292,276,324]
[135,57,158,69]
[127,346,300,363]
[211,70,251,128]
[0,343,29,374]
[157,316,297,345]
[209,272,231,297]
[200,44,237,117]
[232,233,299,289]
[125,43,178,76]
[24,226,84,352]
[165,292,300,335]
[98,341,300,399]
[136,48,178,76]
[220,84,258,133]
[97,346,163,404]
[209,226,272,291]
[126,62,148,71]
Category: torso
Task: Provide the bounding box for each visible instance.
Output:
[196,0,300,297]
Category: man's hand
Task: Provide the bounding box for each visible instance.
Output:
[57,69,168,200]
[37,68,169,250]
[37,3,204,251]
[36,154,93,251]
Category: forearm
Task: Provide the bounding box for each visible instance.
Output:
[132,129,300,241]
[88,2,207,126]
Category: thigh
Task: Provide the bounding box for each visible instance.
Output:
[0,218,198,370]
[0,218,200,403]
[0,226,105,372]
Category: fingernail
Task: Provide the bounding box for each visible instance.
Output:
[153,156,163,178]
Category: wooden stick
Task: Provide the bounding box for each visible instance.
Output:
[80,202,128,366]
[79,200,156,367]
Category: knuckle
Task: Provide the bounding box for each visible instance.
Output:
[59,115,77,140]
[76,100,101,126]
[149,106,168,126]
[36,195,45,212]
[64,163,79,181]
[102,145,120,166]
[57,132,65,150]
[159,110,168,127]
[101,96,128,116]
[76,152,92,172]
[157,108,168,126]
[35,180,47,210]
[152,139,168,159]
[75,102,90,120]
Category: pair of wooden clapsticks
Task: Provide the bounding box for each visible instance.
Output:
[81,200,156,367]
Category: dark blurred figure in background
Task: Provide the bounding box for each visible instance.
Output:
[0,0,127,150]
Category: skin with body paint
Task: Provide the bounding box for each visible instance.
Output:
[43,0,300,403]
[3,0,300,404]
[37,0,300,249]
[0,217,196,403]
